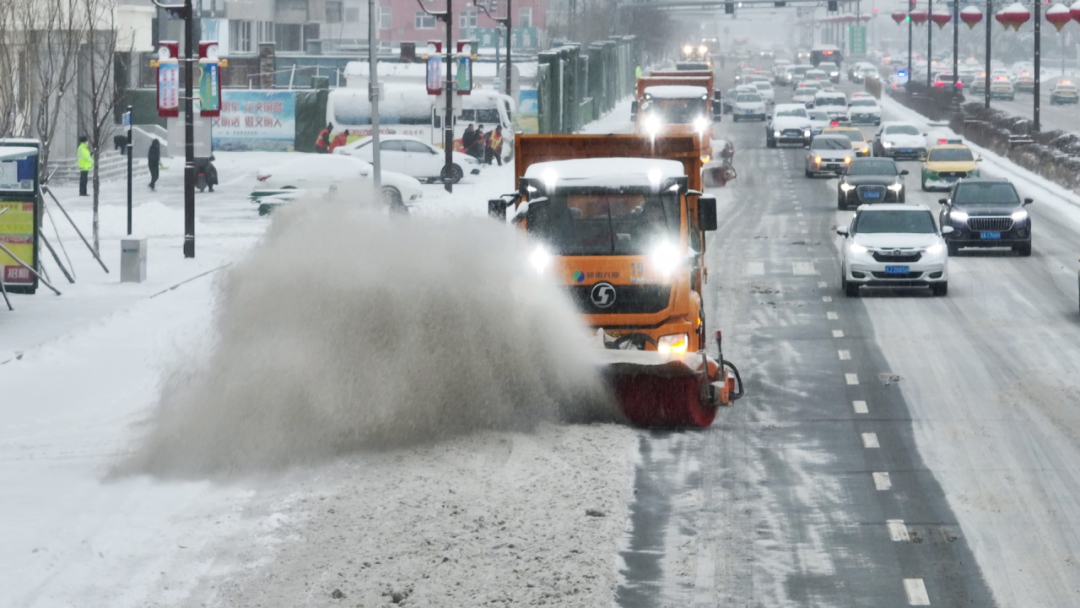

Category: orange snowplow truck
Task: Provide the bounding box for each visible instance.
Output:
[631,75,722,151]
[488,134,743,428]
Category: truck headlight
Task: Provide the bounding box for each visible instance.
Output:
[657,333,689,355]
[644,115,662,137]
[529,245,552,274]
[651,241,682,277]
[694,117,710,133]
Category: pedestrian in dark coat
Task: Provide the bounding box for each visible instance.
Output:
[147,139,161,191]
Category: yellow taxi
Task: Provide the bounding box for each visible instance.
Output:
[822,126,871,157]
[920,143,982,191]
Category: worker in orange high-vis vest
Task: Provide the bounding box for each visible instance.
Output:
[485,126,503,166]
[315,123,332,153]
[329,129,349,153]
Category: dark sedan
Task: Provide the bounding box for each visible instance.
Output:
[938,178,1033,256]
[837,158,908,209]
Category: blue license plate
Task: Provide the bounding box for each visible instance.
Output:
[900,148,912,153]
[885,265,910,275]
[981,231,1001,239]
[862,190,881,199]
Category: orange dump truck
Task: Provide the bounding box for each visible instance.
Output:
[488,134,743,427]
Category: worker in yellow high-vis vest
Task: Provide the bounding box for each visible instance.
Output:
[77,136,93,196]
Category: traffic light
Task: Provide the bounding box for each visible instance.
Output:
[827,0,838,10]
[725,1,735,13]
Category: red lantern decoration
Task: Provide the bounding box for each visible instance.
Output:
[1071,0,1080,23]
[931,11,952,28]
[892,10,907,24]
[1047,3,1072,31]
[1001,2,1031,30]
[995,10,1010,28]
[909,9,929,24]
[960,6,983,29]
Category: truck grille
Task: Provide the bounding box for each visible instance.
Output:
[872,251,922,263]
[567,285,671,315]
[967,217,1013,232]
[856,185,887,200]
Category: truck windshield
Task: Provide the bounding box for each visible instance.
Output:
[527,190,681,256]
[641,98,708,124]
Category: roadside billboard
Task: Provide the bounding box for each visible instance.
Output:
[212,90,296,151]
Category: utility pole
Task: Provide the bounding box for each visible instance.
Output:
[125,106,132,235]
[952,0,959,111]
[475,0,512,96]
[369,0,381,191]
[1033,0,1041,131]
[444,0,454,193]
[927,0,933,86]
[984,0,991,108]
[908,0,914,91]
[182,0,195,257]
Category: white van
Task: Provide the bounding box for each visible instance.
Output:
[326,85,514,162]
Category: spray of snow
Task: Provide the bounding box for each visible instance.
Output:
[117,185,615,479]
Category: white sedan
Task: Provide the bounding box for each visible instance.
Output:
[250,154,423,215]
[847,97,881,125]
[731,92,767,121]
[335,134,482,183]
[837,203,951,297]
[752,81,775,105]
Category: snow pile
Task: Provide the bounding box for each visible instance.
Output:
[119,189,614,478]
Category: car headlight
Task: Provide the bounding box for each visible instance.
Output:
[882,141,893,148]
[925,243,944,255]
[840,183,855,192]
[1011,210,1028,221]
[849,242,868,254]
[804,130,811,137]
[644,115,662,137]
[529,245,552,274]
[774,130,782,137]
[887,182,903,192]
[951,210,969,222]
[657,333,690,355]
[651,240,682,277]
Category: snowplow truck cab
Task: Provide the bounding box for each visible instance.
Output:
[631,76,722,146]
[488,134,743,428]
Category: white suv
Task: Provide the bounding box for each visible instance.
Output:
[837,204,952,297]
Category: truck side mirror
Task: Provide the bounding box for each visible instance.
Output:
[698,196,718,231]
[488,199,507,220]
[630,100,639,122]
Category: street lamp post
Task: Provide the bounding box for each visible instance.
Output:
[985,0,991,108]
[1033,0,1041,131]
[415,0,456,192]
[908,0,915,89]
[952,0,960,111]
[927,0,933,86]
[474,0,512,96]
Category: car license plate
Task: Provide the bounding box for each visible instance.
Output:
[900,148,912,153]
[862,190,881,199]
[885,265,910,275]
[981,231,1001,239]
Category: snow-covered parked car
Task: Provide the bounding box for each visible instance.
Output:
[847,96,881,125]
[334,134,482,183]
[251,154,423,215]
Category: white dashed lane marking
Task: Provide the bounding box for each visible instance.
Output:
[826,311,838,320]
[838,350,851,360]
[873,472,892,491]
[904,578,931,605]
[888,520,910,542]
[862,432,880,448]
[792,261,817,275]
[746,261,765,275]
[845,373,859,385]
[832,329,845,338]
[853,400,868,414]
[822,295,832,302]
[817,281,827,288]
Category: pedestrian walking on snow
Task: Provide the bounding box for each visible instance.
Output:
[147,139,161,191]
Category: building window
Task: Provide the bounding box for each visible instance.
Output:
[379,6,392,29]
[275,23,303,51]
[229,19,252,53]
[326,1,344,22]
[257,20,274,43]
[459,10,476,28]
[519,7,532,27]
[415,11,435,29]
[345,7,360,22]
